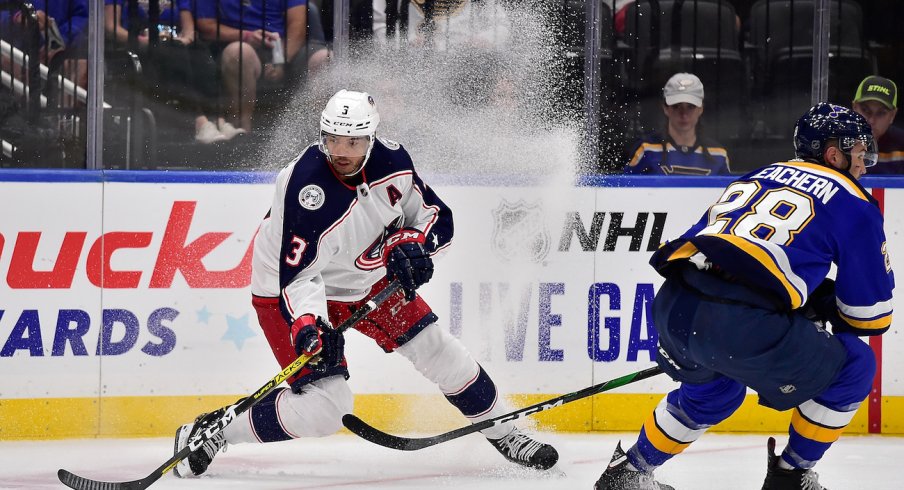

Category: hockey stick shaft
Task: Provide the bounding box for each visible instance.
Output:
[343,364,665,451]
[58,282,403,490]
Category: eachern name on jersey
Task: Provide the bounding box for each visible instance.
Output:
[750,164,840,204]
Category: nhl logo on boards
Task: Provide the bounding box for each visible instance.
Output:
[491,199,551,264]
[299,185,325,210]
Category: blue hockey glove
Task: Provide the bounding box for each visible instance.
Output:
[384,228,433,301]
[290,315,344,371]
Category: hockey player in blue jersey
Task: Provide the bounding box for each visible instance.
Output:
[596,103,893,490]
[172,90,558,478]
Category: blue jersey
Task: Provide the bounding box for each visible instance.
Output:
[651,159,894,335]
[624,133,732,176]
[195,0,307,36]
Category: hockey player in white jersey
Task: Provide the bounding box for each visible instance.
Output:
[172,89,559,478]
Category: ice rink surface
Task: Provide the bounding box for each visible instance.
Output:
[2,432,902,489]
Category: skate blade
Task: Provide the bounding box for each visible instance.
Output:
[538,464,567,478]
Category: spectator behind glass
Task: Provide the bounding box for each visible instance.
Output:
[608,0,637,36]
[104,0,234,143]
[624,73,732,175]
[373,0,510,51]
[852,75,904,175]
[611,0,740,37]
[195,0,330,133]
[0,0,89,89]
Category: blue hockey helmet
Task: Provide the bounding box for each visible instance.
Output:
[793,103,878,167]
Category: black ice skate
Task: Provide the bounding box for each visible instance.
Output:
[173,407,229,478]
[595,441,675,490]
[761,437,827,490]
[488,428,559,470]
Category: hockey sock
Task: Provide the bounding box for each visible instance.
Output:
[633,379,744,472]
[243,387,295,443]
[443,364,511,439]
[223,377,353,444]
[782,334,875,469]
[397,324,513,440]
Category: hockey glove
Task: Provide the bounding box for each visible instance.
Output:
[800,279,868,335]
[801,278,836,325]
[290,315,345,372]
[384,228,433,301]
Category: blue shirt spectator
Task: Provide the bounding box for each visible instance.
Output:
[624,72,732,176]
[104,0,188,30]
[624,132,731,175]
[1,0,88,48]
[195,0,307,37]
[194,0,326,133]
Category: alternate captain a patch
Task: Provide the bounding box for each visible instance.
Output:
[387,184,403,206]
[299,185,325,210]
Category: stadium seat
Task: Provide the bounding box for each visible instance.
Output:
[622,0,744,141]
[746,0,874,135]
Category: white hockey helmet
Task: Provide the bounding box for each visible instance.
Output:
[319,90,380,176]
[320,89,380,137]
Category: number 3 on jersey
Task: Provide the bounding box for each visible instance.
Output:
[285,235,308,266]
[698,181,815,245]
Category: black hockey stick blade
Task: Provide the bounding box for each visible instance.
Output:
[59,469,141,490]
[57,282,402,490]
[343,365,665,451]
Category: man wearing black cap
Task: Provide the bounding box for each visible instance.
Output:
[852,75,904,174]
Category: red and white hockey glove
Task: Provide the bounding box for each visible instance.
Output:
[289,314,345,372]
[290,314,323,358]
[383,228,433,301]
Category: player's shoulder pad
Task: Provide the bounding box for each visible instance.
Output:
[369,136,415,174]
[282,148,356,235]
[280,145,317,173]
[285,144,327,179]
[378,136,402,151]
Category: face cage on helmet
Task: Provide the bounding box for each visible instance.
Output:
[839,135,879,168]
[319,131,377,177]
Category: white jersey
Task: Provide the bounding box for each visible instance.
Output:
[251,138,453,323]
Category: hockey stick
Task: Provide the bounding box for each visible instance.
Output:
[58,282,403,490]
[342,364,665,451]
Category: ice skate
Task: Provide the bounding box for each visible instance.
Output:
[594,441,674,490]
[487,428,559,470]
[761,437,827,490]
[173,407,229,478]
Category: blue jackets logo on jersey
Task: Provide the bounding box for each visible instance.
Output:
[355,219,406,271]
[299,185,325,210]
[491,200,550,263]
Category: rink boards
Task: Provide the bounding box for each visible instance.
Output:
[0,170,902,440]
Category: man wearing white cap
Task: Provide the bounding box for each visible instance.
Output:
[624,73,732,175]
